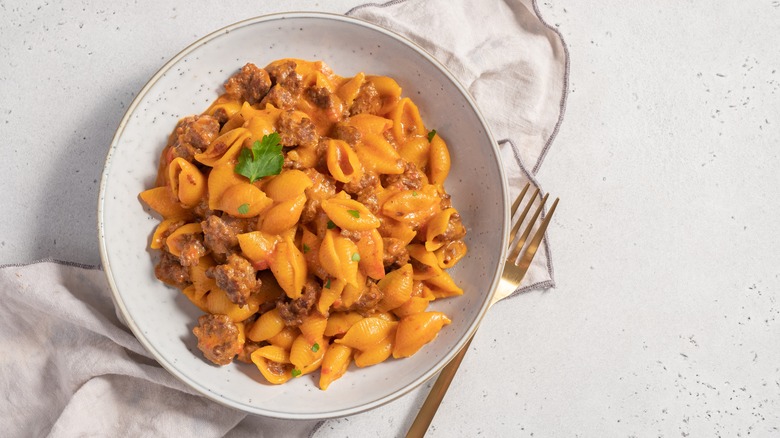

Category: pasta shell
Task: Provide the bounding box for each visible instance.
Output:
[325,139,363,184]
[207,162,245,210]
[427,133,451,185]
[165,223,203,258]
[260,192,307,235]
[336,72,365,108]
[269,235,307,299]
[319,344,352,391]
[407,244,443,281]
[251,346,293,385]
[215,182,273,218]
[381,185,441,226]
[334,317,398,351]
[167,158,206,208]
[392,312,451,359]
[353,334,394,368]
[299,312,328,345]
[376,263,413,312]
[435,240,468,269]
[355,229,385,280]
[246,308,285,342]
[356,133,404,175]
[391,296,431,319]
[194,127,250,167]
[139,186,193,220]
[181,285,209,312]
[425,208,458,252]
[267,327,298,350]
[425,271,464,298]
[289,334,326,375]
[206,287,259,322]
[263,169,314,203]
[321,197,380,231]
[324,311,364,337]
[390,97,425,145]
[237,231,278,271]
[318,230,360,288]
[150,218,185,249]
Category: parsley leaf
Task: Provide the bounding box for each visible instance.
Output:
[347,209,360,218]
[325,278,331,289]
[412,191,418,197]
[291,368,302,378]
[327,220,336,229]
[234,133,283,183]
[237,203,249,215]
[427,129,437,142]
[351,253,361,262]
[311,343,320,353]
[303,243,310,254]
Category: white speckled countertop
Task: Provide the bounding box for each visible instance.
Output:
[2,1,778,436]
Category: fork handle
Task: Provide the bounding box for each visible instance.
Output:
[405,335,474,438]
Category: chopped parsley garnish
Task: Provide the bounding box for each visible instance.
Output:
[412,191,418,197]
[351,253,361,262]
[347,209,360,218]
[427,129,437,142]
[311,343,320,352]
[325,278,331,289]
[234,133,283,183]
[303,243,311,253]
[291,368,302,378]
[237,203,249,215]
[327,220,336,229]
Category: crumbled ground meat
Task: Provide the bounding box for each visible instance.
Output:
[351,281,383,315]
[155,251,191,288]
[440,213,467,242]
[176,234,207,267]
[261,85,296,110]
[192,314,243,366]
[276,110,317,148]
[260,62,302,110]
[300,169,337,223]
[382,162,424,191]
[350,82,382,116]
[224,63,272,105]
[212,107,230,125]
[382,237,410,268]
[277,278,320,327]
[344,171,377,195]
[266,60,301,91]
[235,340,262,364]
[206,254,260,306]
[339,229,362,242]
[169,115,220,161]
[307,87,334,109]
[349,174,381,215]
[201,215,253,256]
[331,123,362,147]
[193,197,215,220]
[439,192,453,210]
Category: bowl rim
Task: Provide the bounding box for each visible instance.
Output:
[97,11,510,420]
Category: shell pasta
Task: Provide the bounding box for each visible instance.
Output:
[141,59,467,389]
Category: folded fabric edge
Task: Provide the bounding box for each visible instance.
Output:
[0,258,101,270]
[527,0,571,175]
[500,137,557,295]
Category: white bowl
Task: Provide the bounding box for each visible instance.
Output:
[98,12,509,420]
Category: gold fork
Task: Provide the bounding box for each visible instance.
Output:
[406,182,559,438]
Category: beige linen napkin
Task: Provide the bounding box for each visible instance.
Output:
[0,0,566,436]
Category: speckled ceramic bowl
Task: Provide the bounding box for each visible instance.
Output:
[98,12,509,420]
